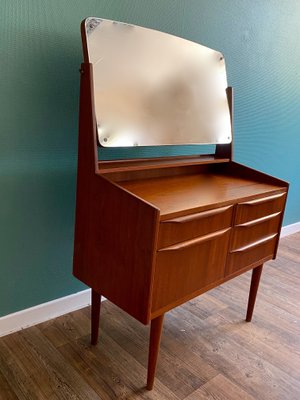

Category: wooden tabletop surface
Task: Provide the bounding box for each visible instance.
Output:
[119,172,285,219]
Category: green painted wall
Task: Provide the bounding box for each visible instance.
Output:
[1,0,299,317]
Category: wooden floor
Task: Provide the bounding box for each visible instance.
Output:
[0,233,299,400]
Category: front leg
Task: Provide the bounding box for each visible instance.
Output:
[246,264,263,322]
[147,314,164,390]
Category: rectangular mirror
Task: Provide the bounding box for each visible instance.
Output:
[83,18,232,147]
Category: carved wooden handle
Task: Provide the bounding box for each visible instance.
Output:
[158,228,230,252]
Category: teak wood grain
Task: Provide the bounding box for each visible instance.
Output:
[73,48,289,388]
[119,171,286,221]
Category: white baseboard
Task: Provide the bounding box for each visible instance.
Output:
[0,289,91,338]
[281,221,300,237]
[0,221,299,338]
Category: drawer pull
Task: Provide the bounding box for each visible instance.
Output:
[230,233,277,254]
[239,192,285,207]
[162,205,233,224]
[236,212,281,227]
[158,228,230,252]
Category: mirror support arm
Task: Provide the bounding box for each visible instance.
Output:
[215,86,234,160]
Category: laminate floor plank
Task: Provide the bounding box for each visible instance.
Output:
[0,339,48,400]
[166,306,300,400]
[0,233,299,399]
[58,333,179,400]
[209,275,300,337]
[0,369,19,400]
[233,322,300,381]
[38,309,91,349]
[183,374,256,400]
[92,302,218,398]
[2,327,100,400]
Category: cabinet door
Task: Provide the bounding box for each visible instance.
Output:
[151,228,230,314]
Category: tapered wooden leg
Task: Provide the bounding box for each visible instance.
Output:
[91,289,101,345]
[246,265,263,322]
[147,314,164,390]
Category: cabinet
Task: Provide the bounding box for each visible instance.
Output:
[73,18,288,390]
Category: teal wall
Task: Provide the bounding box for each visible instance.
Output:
[1,0,299,317]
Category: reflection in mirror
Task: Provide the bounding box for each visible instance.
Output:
[84,18,232,147]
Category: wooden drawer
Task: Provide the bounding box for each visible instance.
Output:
[157,205,233,249]
[152,228,230,313]
[235,192,286,225]
[227,234,277,275]
[231,212,282,251]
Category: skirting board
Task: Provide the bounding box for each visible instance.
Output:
[0,289,92,338]
[0,221,299,338]
[280,221,300,237]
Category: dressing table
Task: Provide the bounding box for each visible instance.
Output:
[73,18,288,390]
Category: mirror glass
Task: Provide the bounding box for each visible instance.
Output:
[84,18,231,147]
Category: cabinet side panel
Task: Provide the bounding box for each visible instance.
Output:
[74,175,159,324]
[73,64,98,282]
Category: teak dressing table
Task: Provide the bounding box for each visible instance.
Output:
[73,18,288,390]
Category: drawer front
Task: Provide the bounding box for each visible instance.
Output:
[152,228,230,313]
[227,234,277,275]
[157,205,233,249]
[231,212,281,251]
[235,192,286,225]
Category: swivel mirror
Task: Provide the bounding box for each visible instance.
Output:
[83,17,231,147]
